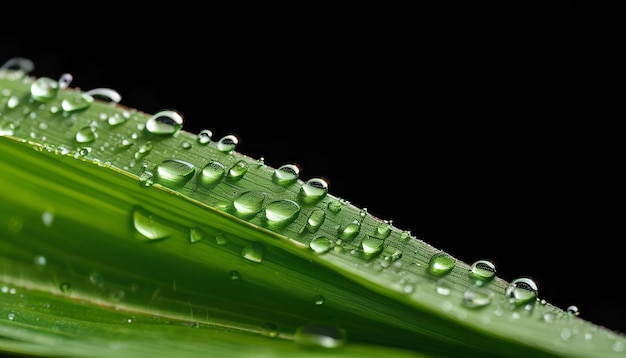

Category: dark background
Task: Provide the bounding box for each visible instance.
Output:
[2,2,624,334]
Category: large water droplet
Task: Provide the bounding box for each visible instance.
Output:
[361,236,385,256]
[272,164,300,187]
[469,260,496,284]
[427,252,456,277]
[242,243,264,263]
[232,191,265,218]
[264,199,300,227]
[132,206,173,240]
[30,77,59,102]
[305,209,326,233]
[505,277,538,306]
[201,161,225,187]
[197,129,213,144]
[156,159,195,187]
[338,220,360,241]
[227,160,248,181]
[145,110,183,135]
[62,92,93,112]
[309,236,332,254]
[75,126,97,143]
[462,286,494,309]
[216,134,238,153]
[299,178,328,204]
[294,322,347,349]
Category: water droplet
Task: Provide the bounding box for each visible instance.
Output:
[264,199,300,227]
[309,236,332,254]
[227,160,248,181]
[1,57,34,73]
[232,191,265,218]
[469,260,496,284]
[7,313,16,321]
[156,159,195,187]
[197,129,213,144]
[294,322,347,349]
[427,252,456,277]
[216,134,238,153]
[145,110,183,135]
[361,236,385,256]
[75,126,97,143]
[84,88,122,103]
[139,171,154,187]
[299,178,328,204]
[338,220,360,241]
[58,73,73,89]
[305,209,326,233]
[42,210,54,227]
[62,92,93,112]
[132,206,173,240]
[326,200,343,214]
[567,305,580,316]
[261,322,279,338]
[135,141,153,159]
[215,232,228,245]
[374,222,392,239]
[89,272,105,288]
[107,112,128,126]
[59,282,72,293]
[242,243,264,263]
[462,286,494,309]
[230,270,241,280]
[34,255,47,266]
[181,141,192,149]
[30,77,59,102]
[7,95,20,109]
[272,164,300,187]
[435,279,453,296]
[201,161,225,186]
[505,277,538,306]
[189,227,206,243]
[314,295,326,306]
[0,120,18,136]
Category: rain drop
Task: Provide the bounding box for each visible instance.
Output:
[314,295,326,306]
[338,220,360,241]
[145,110,183,135]
[197,129,213,144]
[42,210,54,227]
[107,112,128,126]
[294,322,347,349]
[62,92,93,112]
[156,159,195,186]
[505,277,538,306]
[242,243,264,263]
[200,161,225,186]
[374,222,392,239]
[567,305,580,316]
[469,260,496,284]
[227,160,248,181]
[216,134,238,153]
[427,252,456,277]
[30,77,59,102]
[34,255,47,266]
[261,323,279,338]
[360,236,385,256]
[75,126,97,143]
[189,227,206,243]
[59,282,72,293]
[132,206,173,240]
[298,178,328,204]
[272,164,300,187]
[309,236,332,254]
[84,88,122,103]
[305,209,326,233]
[232,191,265,218]
[230,270,241,280]
[0,120,18,136]
[462,286,494,309]
[327,200,342,214]
[264,199,300,227]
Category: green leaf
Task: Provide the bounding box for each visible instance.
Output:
[1,61,625,358]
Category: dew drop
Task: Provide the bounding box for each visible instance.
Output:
[75,126,97,143]
[132,206,173,240]
[314,295,326,306]
[264,199,300,227]
[58,73,73,89]
[227,160,248,181]
[299,178,328,204]
[197,129,213,144]
[34,255,47,266]
[145,110,183,135]
[232,191,265,218]
[201,161,225,186]
[272,164,300,187]
[0,120,18,136]
[261,322,279,338]
[242,243,264,263]
[89,272,105,288]
[374,222,392,239]
[7,95,20,109]
[361,236,385,256]
[85,88,122,103]
[8,313,16,321]
[305,209,326,233]
[505,277,538,306]
[135,141,153,159]
[435,279,453,296]
[42,210,54,227]
[567,305,580,316]
[62,92,93,112]
[338,220,360,241]
[156,159,195,186]
[427,252,456,277]
[216,134,238,153]
[181,141,192,149]
[107,112,128,126]
[229,270,241,280]
[59,282,72,293]
[294,322,347,349]
[309,236,332,254]
[189,227,206,243]
[462,286,494,309]
[327,200,343,214]
[469,260,496,284]
[30,77,59,102]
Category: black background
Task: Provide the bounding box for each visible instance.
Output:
[2,1,625,334]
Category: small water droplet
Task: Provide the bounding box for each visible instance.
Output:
[326,200,343,214]
[567,305,580,316]
[30,77,59,102]
[201,161,225,187]
[505,277,538,306]
[62,92,93,112]
[305,209,326,233]
[42,210,54,227]
[294,322,347,349]
[338,220,360,241]
[58,73,73,89]
[242,243,264,263]
[7,95,20,109]
[427,252,456,277]
[227,160,248,181]
[216,134,238,153]
[75,126,97,143]
[132,206,173,240]
[135,141,153,159]
[374,223,392,239]
[232,191,265,218]
[0,120,18,136]
[264,199,300,227]
[7,313,16,321]
[309,236,332,254]
[156,159,195,187]
[108,112,128,126]
[299,178,328,204]
[84,88,122,103]
[469,260,496,284]
[89,272,105,288]
[59,282,72,293]
[462,286,494,309]
[197,129,213,144]
[261,322,279,338]
[34,255,47,266]
[189,227,206,243]
[145,110,183,135]
[139,170,155,187]
[230,270,241,280]
[361,236,385,256]
[435,279,452,296]
[272,164,300,187]
[181,141,192,149]
[314,295,326,306]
